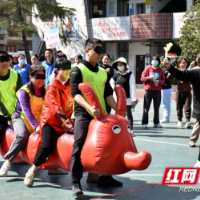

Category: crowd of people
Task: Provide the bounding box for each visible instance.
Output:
[0,37,200,196]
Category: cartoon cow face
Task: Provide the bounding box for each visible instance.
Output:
[79,83,152,175]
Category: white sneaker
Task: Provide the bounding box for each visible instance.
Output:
[194,160,200,168]
[189,141,195,147]
[185,122,191,128]
[131,130,134,136]
[160,119,169,123]
[153,123,162,128]
[24,167,37,187]
[0,161,11,177]
[48,168,68,175]
[142,124,147,128]
[177,121,183,128]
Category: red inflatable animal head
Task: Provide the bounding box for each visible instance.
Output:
[79,83,152,175]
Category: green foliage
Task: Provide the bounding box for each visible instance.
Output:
[179,0,200,63]
[0,0,75,62]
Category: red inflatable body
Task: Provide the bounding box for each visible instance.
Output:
[0,84,152,175]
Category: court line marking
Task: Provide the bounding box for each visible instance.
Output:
[133,138,189,146]
[90,182,162,200]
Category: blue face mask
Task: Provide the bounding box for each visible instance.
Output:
[151,60,158,66]
[19,59,25,65]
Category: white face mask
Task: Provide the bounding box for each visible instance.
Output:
[117,65,125,71]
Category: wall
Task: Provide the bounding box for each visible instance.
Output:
[149,0,171,13]
[106,0,117,17]
[129,42,150,74]
[32,0,88,60]
[187,0,194,9]
[106,42,117,64]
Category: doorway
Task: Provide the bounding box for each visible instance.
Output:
[136,55,145,84]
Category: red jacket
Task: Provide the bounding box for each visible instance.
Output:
[141,66,165,91]
[40,79,74,134]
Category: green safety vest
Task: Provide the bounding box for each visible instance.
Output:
[16,84,46,133]
[0,70,18,117]
[77,63,108,117]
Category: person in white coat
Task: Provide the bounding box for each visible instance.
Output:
[110,57,137,136]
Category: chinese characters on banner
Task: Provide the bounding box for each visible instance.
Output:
[44,28,61,49]
[91,17,130,41]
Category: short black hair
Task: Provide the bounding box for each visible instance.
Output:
[45,49,53,54]
[85,38,103,50]
[18,54,25,58]
[9,55,13,59]
[102,54,110,59]
[55,58,71,69]
[152,55,161,66]
[39,56,45,62]
[32,54,39,59]
[75,54,82,60]
[0,50,8,55]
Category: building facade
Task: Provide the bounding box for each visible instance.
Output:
[32,0,196,83]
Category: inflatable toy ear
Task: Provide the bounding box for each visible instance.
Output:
[79,83,104,118]
[115,85,127,116]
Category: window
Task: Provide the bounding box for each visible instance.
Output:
[117,0,129,16]
[118,42,128,61]
[3,45,16,52]
[89,0,106,18]
[136,3,146,14]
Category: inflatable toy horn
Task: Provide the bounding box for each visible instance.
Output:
[79,83,152,175]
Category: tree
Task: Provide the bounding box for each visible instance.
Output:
[0,0,75,63]
[179,0,200,63]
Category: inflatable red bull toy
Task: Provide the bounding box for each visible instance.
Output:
[0,83,152,175]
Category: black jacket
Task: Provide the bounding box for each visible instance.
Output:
[168,66,200,119]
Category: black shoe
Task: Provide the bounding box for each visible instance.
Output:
[72,183,83,196]
[97,176,123,187]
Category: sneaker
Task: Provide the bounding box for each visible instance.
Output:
[153,123,162,128]
[72,183,83,196]
[131,130,134,136]
[86,173,99,183]
[189,141,195,147]
[160,119,170,123]
[98,176,123,187]
[185,122,191,128]
[177,121,183,128]
[142,124,147,128]
[0,161,11,177]
[194,160,200,168]
[48,168,68,175]
[24,167,37,187]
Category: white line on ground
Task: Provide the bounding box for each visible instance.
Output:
[134,138,189,146]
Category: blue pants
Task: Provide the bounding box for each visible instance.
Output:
[161,88,172,121]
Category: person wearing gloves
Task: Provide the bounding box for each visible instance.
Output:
[24,58,74,187]
[141,55,165,128]
[110,57,137,136]
[0,65,46,176]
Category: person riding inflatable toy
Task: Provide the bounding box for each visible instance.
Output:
[0,83,152,175]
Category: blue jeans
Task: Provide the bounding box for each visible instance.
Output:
[161,88,172,121]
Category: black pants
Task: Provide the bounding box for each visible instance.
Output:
[0,118,8,143]
[70,114,93,184]
[127,105,133,130]
[34,124,59,167]
[176,91,191,122]
[142,90,161,125]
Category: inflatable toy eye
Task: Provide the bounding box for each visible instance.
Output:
[112,125,121,134]
[127,125,131,133]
